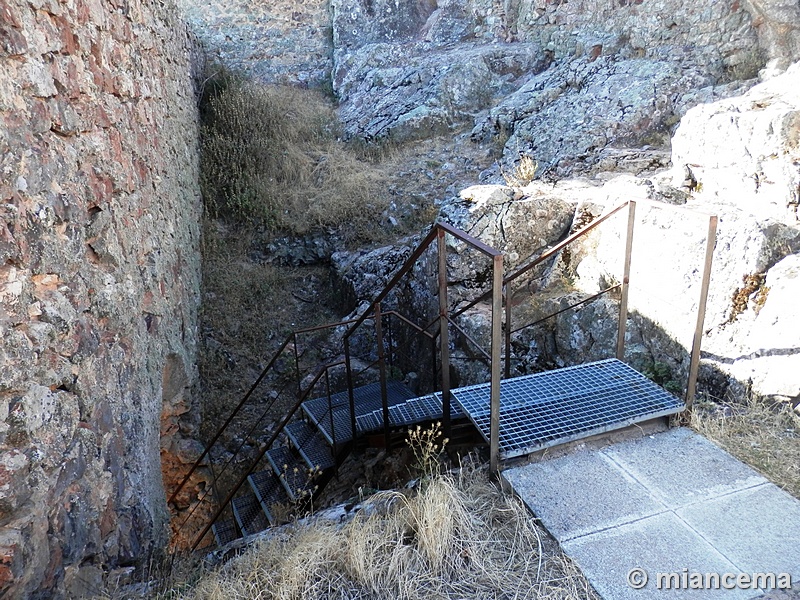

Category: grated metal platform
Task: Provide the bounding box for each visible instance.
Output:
[452,358,685,459]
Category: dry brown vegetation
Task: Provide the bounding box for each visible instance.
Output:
[200,72,388,242]
[197,221,340,439]
[691,395,800,498]
[159,464,596,600]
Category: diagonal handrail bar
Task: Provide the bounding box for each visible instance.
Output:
[341,222,503,468]
[167,334,292,506]
[191,360,346,550]
[343,223,502,341]
[509,285,622,335]
[447,201,632,324]
[168,318,360,507]
[447,316,493,363]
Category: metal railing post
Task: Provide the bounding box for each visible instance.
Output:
[430,331,439,393]
[490,253,504,476]
[293,332,302,397]
[324,368,335,451]
[386,313,394,370]
[616,200,636,360]
[686,215,717,408]
[437,228,451,438]
[344,337,357,443]
[504,285,512,379]
[374,303,391,449]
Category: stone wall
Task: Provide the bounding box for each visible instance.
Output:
[173,0,333,85]
[0,0,202,596]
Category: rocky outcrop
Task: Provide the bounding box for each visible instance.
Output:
[327,0,765,160]
[0,0,202,597]
[335,41,552,142]
[173,0,332,85]
[173,0,800,178]
[670,62,800,226]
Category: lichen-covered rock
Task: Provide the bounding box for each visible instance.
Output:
[442,184,573,279]
[173,0,332,85]
[334,41,552,141]
[474,57,714,177]
[326,0,770,169]
[0,0,202,596]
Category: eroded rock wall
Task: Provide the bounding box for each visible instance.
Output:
[173,0,333,85]
[0,0,202,596]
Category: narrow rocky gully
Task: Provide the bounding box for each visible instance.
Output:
[1,0,799,598]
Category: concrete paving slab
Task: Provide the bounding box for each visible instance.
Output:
[503,427,800,600]
[503,449,665,540]
[677,484,800,578]
[562,512,750,600]
[602,428,768,508]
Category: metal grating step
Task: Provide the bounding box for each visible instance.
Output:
[311,407,354,446]
[248,469,289,526]
[453,359,685,459]
[351,393,468,432]
[212,518,238,546]
[267,445,320,501]
[302,380,416,443]
[232,494,270,537]
[286,421,336,471]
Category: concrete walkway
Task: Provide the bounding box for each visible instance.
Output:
[503,427,800,600]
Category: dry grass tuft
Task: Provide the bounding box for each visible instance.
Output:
[200,70,388,242]
[691,395,800,498]
[169,467,596,600]
[502,154,539,188]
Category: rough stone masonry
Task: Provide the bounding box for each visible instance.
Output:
[0,0,202,596]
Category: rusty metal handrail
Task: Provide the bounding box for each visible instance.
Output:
[509,285,622,335]
[447,316,492,363]
[499,198,716,409]
[343,223,502,341]
[167,334,292,506]
[341,222,503,472]
[168,318,359,508]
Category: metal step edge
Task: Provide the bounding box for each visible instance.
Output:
[247,470,287,526]
[231,494,269,537]
[267,445,315,501]
[498,404,685,459]
[211,518,239,546]
[286,421,335,471]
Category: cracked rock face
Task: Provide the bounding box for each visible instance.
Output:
[327,0,768,165]
[670,62,800,227]
[0,0,202,596]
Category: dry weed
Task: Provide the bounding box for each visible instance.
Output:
[691,395,800,498]
[407,422,449,479]
[502,155,538,188]
[167,467,597,600]
[200,73,388,242]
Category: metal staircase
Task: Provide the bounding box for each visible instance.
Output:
[209,380,467,545]
[168,202,717,551]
